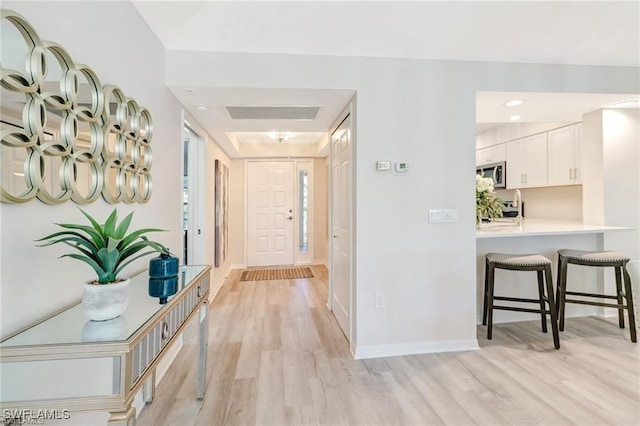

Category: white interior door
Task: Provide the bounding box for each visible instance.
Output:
[331,114,351,340]
[247,161,295,267]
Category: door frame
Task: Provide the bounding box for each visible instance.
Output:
[328,98,357,352]
[182,117,206,265]
[294,159,315,265]
[244,158,316,267]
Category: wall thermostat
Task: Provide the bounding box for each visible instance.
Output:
[393,161,410,174]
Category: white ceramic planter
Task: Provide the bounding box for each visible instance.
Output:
[82,278,130,321]
[81,316,128,341]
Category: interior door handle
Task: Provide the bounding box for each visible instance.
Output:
[287,216,293,221]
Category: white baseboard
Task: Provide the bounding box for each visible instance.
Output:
[208,272,226,303]
[354,339,479,360]
[314,259,329,268]
[476,304,601,325]
[231,263,246,270]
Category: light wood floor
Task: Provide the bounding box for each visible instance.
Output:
[138,265,640,425]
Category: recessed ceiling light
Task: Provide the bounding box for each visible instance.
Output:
[195,105,209,111]
[509,115,521,121]
[505,99,524,107]
[610,100,639,108]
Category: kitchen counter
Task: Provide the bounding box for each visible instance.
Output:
[476,219,631,239]
[475,219,633,325]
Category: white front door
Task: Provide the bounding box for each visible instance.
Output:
[247,161,295,267]
[331,114,351,340]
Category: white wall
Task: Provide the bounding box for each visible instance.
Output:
[0,3,189,424]
[601,109,640,259]
[582,108,640,320]
[165,50,640,355]
[601,109,640,318]
[1,2,184,338]
[237,141,325,158]
[182,112,233,293]
[583,108,639,258]
[229,159,245,268]
[314,157,329,265]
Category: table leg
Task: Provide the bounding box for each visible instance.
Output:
[143,369,156,404]
[197,300,209,400]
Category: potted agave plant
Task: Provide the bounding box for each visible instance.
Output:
[37,208,168,321]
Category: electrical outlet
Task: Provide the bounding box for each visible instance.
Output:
[375,292,385,309]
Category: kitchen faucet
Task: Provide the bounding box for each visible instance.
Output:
[513,189,523,224]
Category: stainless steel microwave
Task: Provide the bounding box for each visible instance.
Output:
[476,161,506,189]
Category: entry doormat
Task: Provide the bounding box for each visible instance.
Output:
[240,267,314,281]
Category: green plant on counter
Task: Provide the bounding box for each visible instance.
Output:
[37,208,168,284]
[476,174,504,226]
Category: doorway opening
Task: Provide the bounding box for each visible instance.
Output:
[329,110,353,343]
[182,123,206,265]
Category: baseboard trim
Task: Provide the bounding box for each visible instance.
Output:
[354,339,479,360]
[208,273,226,303]
[314,259,329,268]
[231,263,247,270]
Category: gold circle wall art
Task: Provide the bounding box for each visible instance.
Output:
[0,9,154,204]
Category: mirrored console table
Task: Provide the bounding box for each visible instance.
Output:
[0,265,211,425]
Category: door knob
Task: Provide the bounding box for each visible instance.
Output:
[333,235,338,239]
[287,216,293,220]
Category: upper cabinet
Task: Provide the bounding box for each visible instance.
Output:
[506,133,548,189]
[476,144,506,166]
[477,122,583,190]
[547,123,582,186]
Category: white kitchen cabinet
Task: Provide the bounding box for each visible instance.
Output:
[506,133,548,189]
[476,144,506,166]
[547,123,582,186]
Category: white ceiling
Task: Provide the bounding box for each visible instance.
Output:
[133,1,639,67]
[133,1,640,155]
[174,87,354,156]
[476,91,640,129]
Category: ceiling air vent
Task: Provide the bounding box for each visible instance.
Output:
[226,106,320,120]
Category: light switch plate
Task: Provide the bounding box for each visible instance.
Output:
[376,161,391,171]
[429,209,458,223]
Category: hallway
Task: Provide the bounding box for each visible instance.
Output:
[138,265,639,425]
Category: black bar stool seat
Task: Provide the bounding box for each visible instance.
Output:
[482,253,560,349]
[556,249,637,342]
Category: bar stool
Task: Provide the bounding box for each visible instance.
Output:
[482,253,560,349]
[556,249,637,342]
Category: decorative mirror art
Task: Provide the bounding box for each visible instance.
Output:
[0,9,154,204]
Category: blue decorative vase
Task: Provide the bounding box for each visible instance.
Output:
[149,252,179,279]
[148,276,179,304]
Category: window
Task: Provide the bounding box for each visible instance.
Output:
[299,170,309,253]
